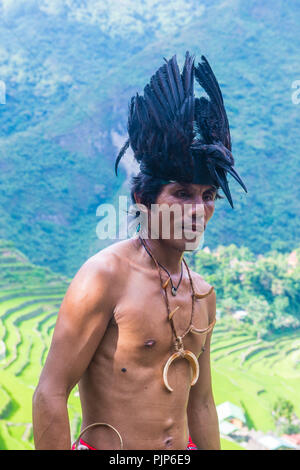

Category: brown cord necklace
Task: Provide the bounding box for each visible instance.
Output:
[139,236,216,392]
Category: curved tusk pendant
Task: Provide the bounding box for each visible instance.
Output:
[190,318,217,335]
[162,277,171,289]
[163,349,199,392]
[193,286,214,299]
[168,305,180,321]
[184,350,200,386]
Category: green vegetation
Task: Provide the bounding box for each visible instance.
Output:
[185,244,300,337]
[0,1,299,279]
[220,438,245,450]
[272,397,299,434]
[0,239,299,449]
[0,0,299,451]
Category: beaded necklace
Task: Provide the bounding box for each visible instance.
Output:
[139,236,216,392]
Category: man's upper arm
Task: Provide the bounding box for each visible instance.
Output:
[188,287,217,408]
[35,253,119,398]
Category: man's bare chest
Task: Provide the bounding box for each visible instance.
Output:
[110,271,211,363]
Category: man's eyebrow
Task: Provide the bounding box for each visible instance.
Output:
[173,183,217,191]
[169,182,188,190]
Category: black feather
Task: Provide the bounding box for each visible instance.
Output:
[114,51,247,209]
[115,138,130,176]
[194,55,231,151]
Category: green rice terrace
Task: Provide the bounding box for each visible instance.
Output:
[0,239,299,450]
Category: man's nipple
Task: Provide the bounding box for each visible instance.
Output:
[144,339,156,348]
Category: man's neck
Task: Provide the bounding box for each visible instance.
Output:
[137,236,184,275]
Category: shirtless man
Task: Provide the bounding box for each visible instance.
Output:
[32,51,247,450]
[32,181,220,450]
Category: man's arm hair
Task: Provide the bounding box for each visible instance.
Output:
[187,287,221,450]
[32,253,119,450]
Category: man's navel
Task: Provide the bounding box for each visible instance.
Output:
[164,437,173,448]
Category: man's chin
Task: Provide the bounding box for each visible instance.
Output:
[165,232,204,251]
[183,230,205,251]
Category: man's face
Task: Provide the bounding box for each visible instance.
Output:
[147,182,216,251]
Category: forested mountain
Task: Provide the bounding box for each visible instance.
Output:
[0,0,299,278]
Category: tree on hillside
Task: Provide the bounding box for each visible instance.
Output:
[244,296,273,339]
[272,397,300,435]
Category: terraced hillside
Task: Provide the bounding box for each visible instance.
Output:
[0,239,299,449]
[0,239,81,449]
[211,325,300,432]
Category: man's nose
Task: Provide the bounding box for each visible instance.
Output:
[186,200,205,218]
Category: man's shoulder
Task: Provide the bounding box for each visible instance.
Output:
[64,241,133,314]
[190,270,216,322]
[77,239,134,283]
[190,269,214,293]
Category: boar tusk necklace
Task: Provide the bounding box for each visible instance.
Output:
[139,236,216,392]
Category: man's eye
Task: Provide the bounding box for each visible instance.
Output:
[176,190,188,198]
[204,193,215,201]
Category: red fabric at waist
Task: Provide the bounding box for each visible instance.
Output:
[72,437,97,450]
[72,435,198,450]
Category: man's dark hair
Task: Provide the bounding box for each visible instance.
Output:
[130,171,224,209]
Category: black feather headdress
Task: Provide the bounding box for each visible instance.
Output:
[114,51,247,208]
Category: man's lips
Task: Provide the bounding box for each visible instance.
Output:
[181,223,205,232]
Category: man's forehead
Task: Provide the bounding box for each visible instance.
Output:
[170,181,217,191]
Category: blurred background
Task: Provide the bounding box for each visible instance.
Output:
[0,0,299,450]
